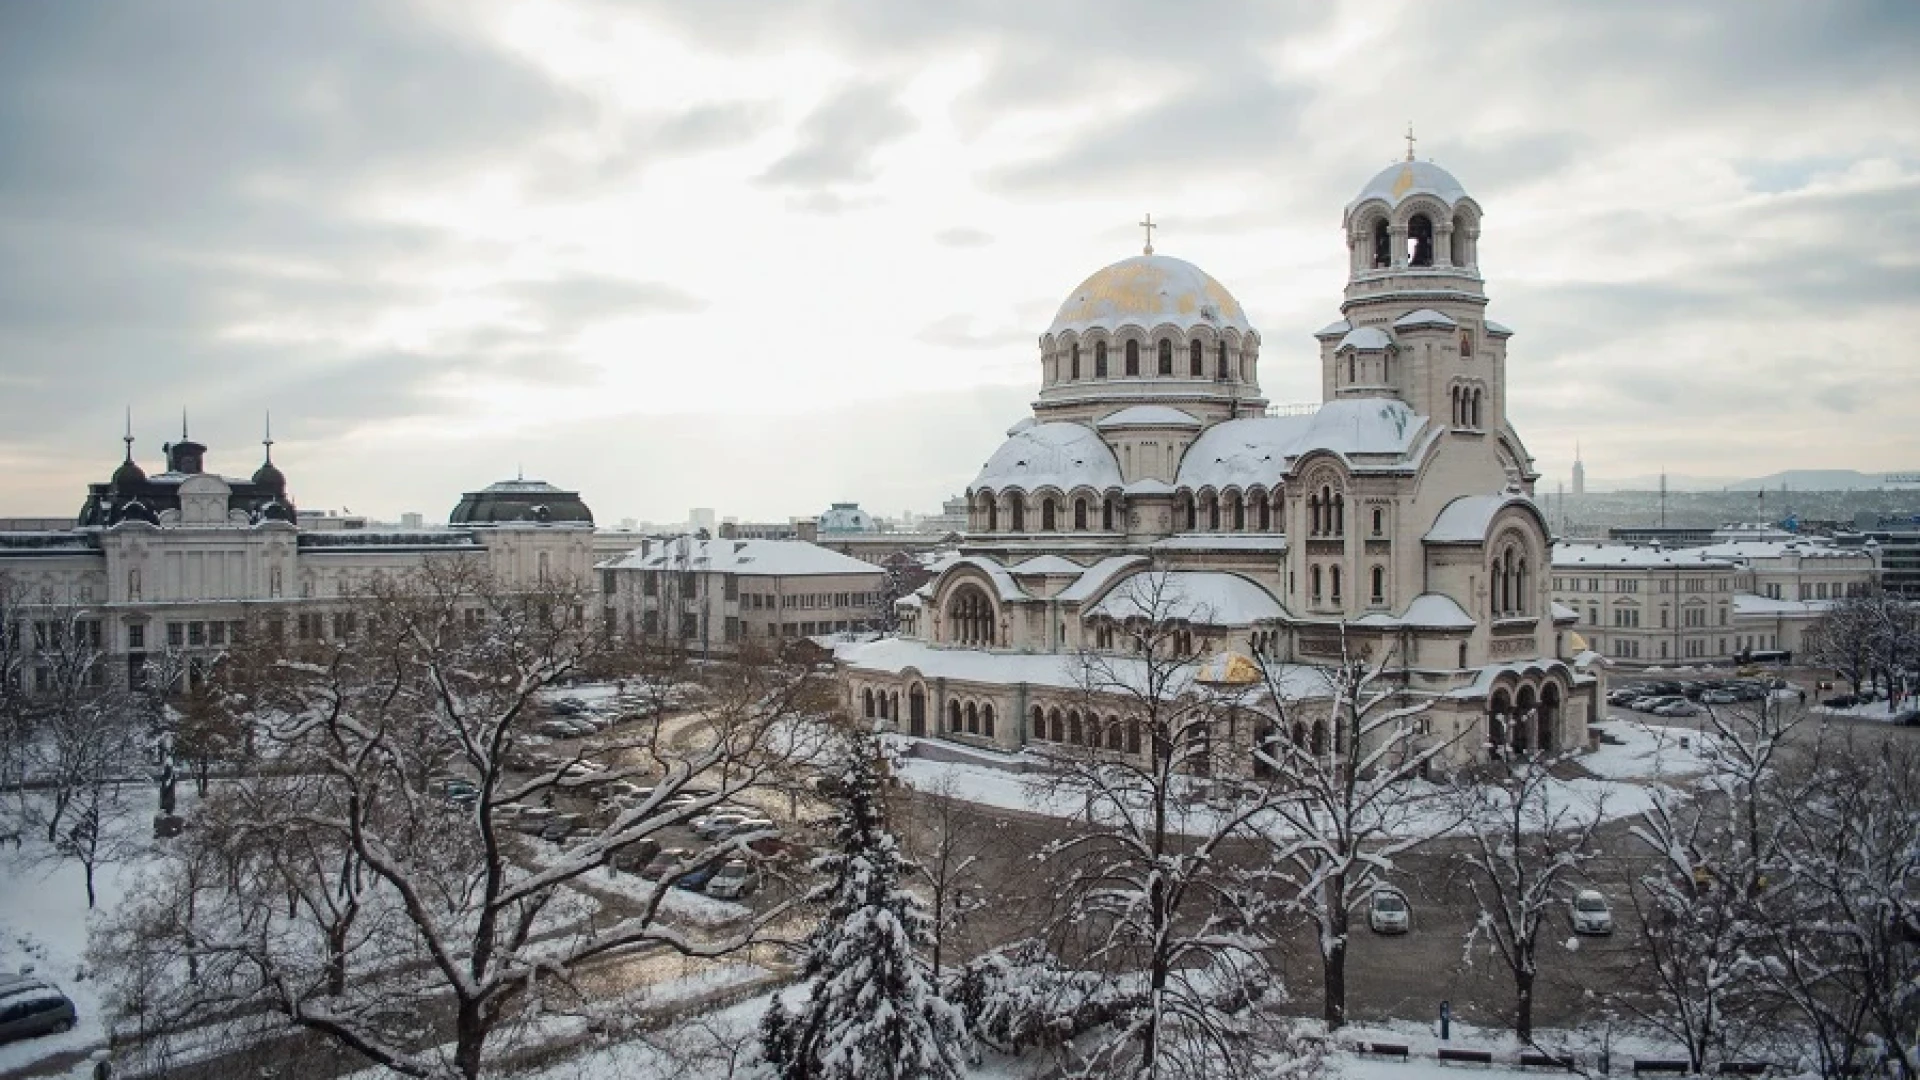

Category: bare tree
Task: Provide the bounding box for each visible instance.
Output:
[1620,701,1797,1071]
[895,771,1006,981]
[100,559,836,1080]
[1002,572,1285,1079]
[1250,624,1456,1031]
[1754,727,1919,1079]
[1448,752,1608,1041]
[1803,590,1920,699]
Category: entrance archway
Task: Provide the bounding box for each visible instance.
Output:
[909,685,926,736]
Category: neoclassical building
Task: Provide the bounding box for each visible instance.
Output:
[839,155,1602,771]
[1,423,605,692]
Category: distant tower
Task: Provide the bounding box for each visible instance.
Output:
[1571,442,1586,497]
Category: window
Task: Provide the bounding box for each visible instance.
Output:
[1217,342,1229,379]
[1371,507,1384,535]
[1190,340,1203,376]
[167,622,184,647]
[1042,500,1057,531]
[1310,565,1323,604]
[724,575,739,600]
[1125,340,1139,376]
[1095,342,1108,377]
[127,624,144,650]
[1070,344,1081,379]
[334,612,355,638]
[188,622,206,647]
[1331,566,1342,603]
[1074,499,1087,530]
[1370,566,1385,603]
[208,621,226,646]
[1157,339,1173,375]
[642,574,657,597]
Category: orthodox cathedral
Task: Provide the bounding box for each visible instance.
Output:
[839,153,1602,770]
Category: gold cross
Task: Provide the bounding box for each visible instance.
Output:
[1140,213,1156,255]
[1405,123,1417,162]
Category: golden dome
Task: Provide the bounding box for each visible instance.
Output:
[1048,255,1251,338]
[1196,650,1262,686]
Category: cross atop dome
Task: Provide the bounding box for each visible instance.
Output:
[1139,213,1156,255]
[1405,122,1417,162]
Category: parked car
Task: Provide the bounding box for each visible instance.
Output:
[513,807,557,834]
[535,720,581,739]
[704,860,760,900]
[551,697,589,716]
[1654,701,1702,718]
[691,813,750,840]
[1640,696,1687,713]
[639,848,689,881]
[1367,889,1410,934]
[1698,690,1739,705]
[724,818,778,840]
[1892,708,1920,727]
[0,977,77,1044]
[1823,694,1859,709]
[674,861,723,892]
[609,837,662,873]
[1570,889,1614,935]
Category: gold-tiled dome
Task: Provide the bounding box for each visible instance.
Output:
[1048,255,1251,338]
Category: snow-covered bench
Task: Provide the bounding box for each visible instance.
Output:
[1717,1063,1768,1076]
[1519,1051,1575,1070]
[1358,1042,1410,1059]
[1437,1047,1495,1067]
[1632,1059,1691,1076]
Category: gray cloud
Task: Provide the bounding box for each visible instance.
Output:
[758,82,917,190]
[495,275,708,325]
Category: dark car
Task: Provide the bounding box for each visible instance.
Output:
[639,848,689,881]
[1823,694,1858,709]
[609,837,662,872]
[0,978,77,1044]
[675,861,723,892]
[1892,709,1920,727]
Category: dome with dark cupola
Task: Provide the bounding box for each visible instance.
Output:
[1047,254,1251,338]
[252,460,286,491]
[449,478,593,526]
[111,456,147,490]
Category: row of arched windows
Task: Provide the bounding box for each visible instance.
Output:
[1492,544,1531,618]
[1029,705,1143,755]
[861,686,901,721]
[974,490,1119,534]
[1307,563,1391,608]
[1179,489,1279,533]
[1451,384,1485,428]
[1049,338,1254,384]
[1357,208,1478,271]
[948,699,997,738]
[947,583,997,646]
[1309,485,1345,536]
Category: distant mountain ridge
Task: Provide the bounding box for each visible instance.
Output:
[1583,469,1919,492]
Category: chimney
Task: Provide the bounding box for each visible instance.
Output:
[720,520,738,540]
[796,518,819,543]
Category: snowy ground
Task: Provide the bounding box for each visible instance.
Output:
[1582,717,1719,780]
[1813,697,1915,722]
[0,793,160,1076]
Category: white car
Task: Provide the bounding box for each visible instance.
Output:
[1571,889,1613,935]
[1367,889,1410,934]
[704,860,761,900]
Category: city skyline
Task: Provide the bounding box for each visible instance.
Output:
[3,1,1917,523]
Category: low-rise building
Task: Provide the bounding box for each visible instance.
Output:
[602,536,887,655]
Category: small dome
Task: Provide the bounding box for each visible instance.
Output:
[1348,159,1470,214]
[252,461,286,490]
[1048,254,1251,338]
[111,458,147,490]
[255,500,295,523]
[972,422,1122,493]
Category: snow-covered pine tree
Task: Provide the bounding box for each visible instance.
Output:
[763,729,968,1080]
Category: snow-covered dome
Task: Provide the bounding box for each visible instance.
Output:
[1347,159,1470,215]
[819,502,879,533]
[1047,255,1251,338]
[972,422,1122,493]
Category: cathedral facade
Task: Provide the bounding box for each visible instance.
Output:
[839,157,1602,771]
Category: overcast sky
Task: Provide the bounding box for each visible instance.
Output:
[2,0,1916,524]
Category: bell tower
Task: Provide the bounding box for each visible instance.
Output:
[1318,140,1512,440]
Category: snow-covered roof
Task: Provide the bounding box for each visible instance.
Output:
[1095,405,1203,430]
[943,555,1031,602]
[610,537,881,577]
[1550,543,1735,570]
[1086,571,1282,626]
[1314,318,1352,339]
[1484,319,1513,337]
[1009,555,1085,576]
[1174,399,1429,490]
[1551,600,1579,622]
[839,636,1327,699]
[1337,326,1393,351]
[1151,534,1290,553]
[1732,593,1835,618]
[1124,478,1175,496]
[972,421,1122,493]
[1695,540,1871,562]
[1057,555,1150,602]
[1047,254,1253,338]
[1351,592,1476,630]
[1346,159,1472,217]
[1392,308,1457,330]
[1424,494,1542,544]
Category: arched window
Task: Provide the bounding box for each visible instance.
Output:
[1472,389,1483,428]
[1333,492,1345,535]
[1125,340,1139,376]
[981,704,995,738]
[1070,344,1081,380]
[1207,495,1220,531]
[1348,356,1356,384]
[1068,712,1083,745]
[1408,213,1434,267]
[948,700,963,732]
[1309,491,1321,535]
[1041,500,1057,531]
[1452,213,1471,266]
[1311,720,1327,756]
[1331,565,1343,603]
[1371,507,1384,535]
[1010,497,1025,532]
[1102,499,1114,532]
[1217,342,1229,380]
[1371,565,1385,602]
[1126,719,1142,755]
[1053,709,1067,742]
[862,687,875,718]
[947,583,997,646]
[1031,705,1045,738]
[1157,339,1173,375]
[1257,498,1271,531]
[1095,342,1108,377]
[1190,340,1203,376]
[1372,218,1391,268]
[1310,565,1323,603]
[1183,494,1197,530]
[1232,496,1245,531]
[965,702,978,734]
[1106,719,1123,751]
[1074,498,1088,530]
